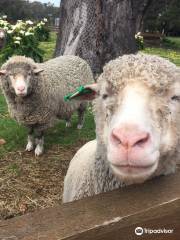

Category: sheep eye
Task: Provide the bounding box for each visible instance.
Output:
[102,94,108,100]
[171,95,180,101]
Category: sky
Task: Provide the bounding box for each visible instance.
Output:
[30,0,60,7]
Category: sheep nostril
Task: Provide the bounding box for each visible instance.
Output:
[133,134,150,147]
[111,130,122,145]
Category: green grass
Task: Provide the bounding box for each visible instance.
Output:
[0,35,180,156]
[166,37,180,50]
[142,37,180,66]
[39,32,57,61]
[143,47,180,66]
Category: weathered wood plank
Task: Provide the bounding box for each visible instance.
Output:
[140,32,165,46]
[0,168,180,240]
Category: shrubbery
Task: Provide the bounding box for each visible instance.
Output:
[0,16,50,63]
[135,32,144,50]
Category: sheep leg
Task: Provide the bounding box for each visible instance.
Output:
[34,131,44,156]
[65,117,72,128]
[77,103,86,129]
[26,127,34,152]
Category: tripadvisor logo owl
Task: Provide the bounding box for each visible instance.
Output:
[135,226,174,235]
[135,227,143,236]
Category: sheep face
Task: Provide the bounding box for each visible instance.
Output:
[0,64,43,97]
[73,54,180,183]
[97,79,180,183]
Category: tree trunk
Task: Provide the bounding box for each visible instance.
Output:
[55,0,153,74]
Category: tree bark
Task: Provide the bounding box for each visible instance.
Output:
[55,0,153,74]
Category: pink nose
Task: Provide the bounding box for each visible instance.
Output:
[17,86,25,92]
[111,125,150,150]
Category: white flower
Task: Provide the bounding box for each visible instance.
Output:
[3,26,9,31]
[14,36,21,41]
[12,25,16,30]
[28,27,33,31]
[43,18,48,22]
[136,32,141,36]
[26,20,33,25]
[40,21,45,25]
[0,31,5,38]
[2,15,7,19]
[25,32,34,36]
[20,30,25,35]
[7,30,13,34]
[14,22,24,29]
[14,40,20,45]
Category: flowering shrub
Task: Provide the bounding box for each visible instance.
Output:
[35,19,50,41]
[135,32,144,50]
[0,17,50,63]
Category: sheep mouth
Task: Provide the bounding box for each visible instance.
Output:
[16,93,27,97]
[112,163,155,169]
[111,162,157,175]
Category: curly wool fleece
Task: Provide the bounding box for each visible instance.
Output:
[0,55,94,129]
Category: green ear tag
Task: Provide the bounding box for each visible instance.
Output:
[64,85,93,102]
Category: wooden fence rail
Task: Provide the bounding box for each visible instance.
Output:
[140,32,165,46]
[0,168,180,240]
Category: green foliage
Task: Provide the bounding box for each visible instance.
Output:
[143,0,180,36]
[165,37,180,50]
[0,0,59,22]
[162,38,177,49]
[135,33,144,50]
[34,20,50,41]
[0,18,50,64]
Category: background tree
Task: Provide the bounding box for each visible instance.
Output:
[143,0,180,35]
[55,0,153,74]
[0,0,59,23]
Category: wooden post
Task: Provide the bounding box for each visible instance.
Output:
[0,168,180,240]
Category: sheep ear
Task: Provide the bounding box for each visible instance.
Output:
[34,68,44,74]
[0,70,6,75]
[64,84,99,102]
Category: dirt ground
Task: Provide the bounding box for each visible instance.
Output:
[0,141,86,220]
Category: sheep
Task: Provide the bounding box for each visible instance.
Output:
[0,55,94,156]
[63,53,180,202]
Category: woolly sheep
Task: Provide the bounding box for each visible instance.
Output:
[63,53,180,202]
[0,55,94,156]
